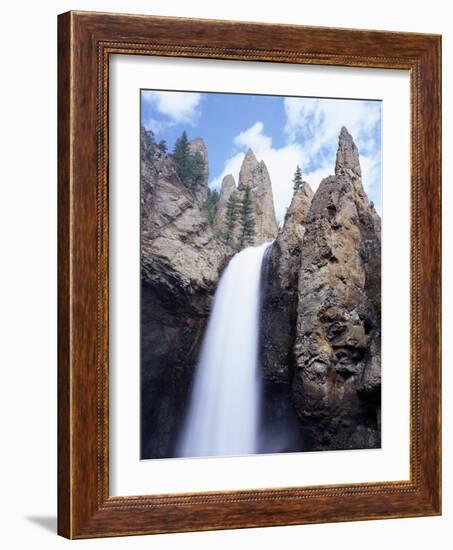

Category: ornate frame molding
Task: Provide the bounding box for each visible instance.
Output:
[58,11,441,538]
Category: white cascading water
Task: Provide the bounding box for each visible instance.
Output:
[177,241,272,458]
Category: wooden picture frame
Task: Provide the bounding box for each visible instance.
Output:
[58,10,441,539]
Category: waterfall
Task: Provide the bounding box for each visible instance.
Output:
[177,242,272,458]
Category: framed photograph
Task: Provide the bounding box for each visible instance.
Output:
[58,11,441,539]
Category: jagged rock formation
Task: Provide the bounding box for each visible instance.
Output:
[261,182,314,381]
[140,123,381,457]
[188,137,209,204]
[259,182,314,453]
[291,127,381,451]
[214,149,278,247]
[214,174,236,231]
[239,149,279,244]
[273,182,315,291]
[140,128,230,458]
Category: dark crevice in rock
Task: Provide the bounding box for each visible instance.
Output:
[140,277,213,458]
[259,243,305,453]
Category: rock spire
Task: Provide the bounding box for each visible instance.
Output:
[291,126,381,451]
[214,150,278,247]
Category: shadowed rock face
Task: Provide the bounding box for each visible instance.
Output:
[291,127,381,451]
[140,129,230,458]
[259,182,314,453]
[261,182,314,383]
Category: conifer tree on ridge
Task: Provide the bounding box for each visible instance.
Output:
[224,191,238,246]
[293,165,303,191]
[239,186,256,249]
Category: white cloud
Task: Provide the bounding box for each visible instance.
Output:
[253,142,306,225]
[284,97,382,212]
[211,122,305,224]
[144,117,172,134]
[142,91,202,125]
[210,98,382,223]
[284,97,380,153]
[234,122,272,154]
[304,163,332,191]
[284,98,324,143]
[210,152,246,192]
[360,154,382,211]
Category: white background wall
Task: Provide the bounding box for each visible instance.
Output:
[0,0,450,547]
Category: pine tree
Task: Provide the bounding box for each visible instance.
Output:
[187,150,206,188]
[158,139,167,154]
[172,130,191,181]
[141,126,156,163]
[172,131,205,190]
[239,186,256,248]
[203,188,220,226]
[293,165,303,191]
[224,191,238,244]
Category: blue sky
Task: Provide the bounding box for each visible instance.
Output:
[141,90,382,222]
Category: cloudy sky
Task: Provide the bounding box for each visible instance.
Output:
[141,89,382,223]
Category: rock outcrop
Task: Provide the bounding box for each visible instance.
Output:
[259,182,314,453]
[239,149,279,245]
[261,181,314,382]
[291,127,381,451]
[141,123,381,457]
[213,174,236,231]
[140,128,230,458]
[214,150,278,248]
[188,137,209,204]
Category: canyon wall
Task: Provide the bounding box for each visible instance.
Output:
[140,129,229,458]
[287,127,381,450]
[140,125,381,456]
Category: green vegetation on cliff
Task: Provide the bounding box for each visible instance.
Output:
[292,165,303,191]
[173,130,206,190]
[239,186,256,248]
[224,192,239,245]
[203,188,220,226]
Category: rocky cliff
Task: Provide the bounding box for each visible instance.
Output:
[290,127,381,450]
[141,124,381,457]
[188,137,210,204]
[214,150,278,247]
[259,182,314,452]
[261,181,314,383]
[213,173,236,233]
[140,128,230,458]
